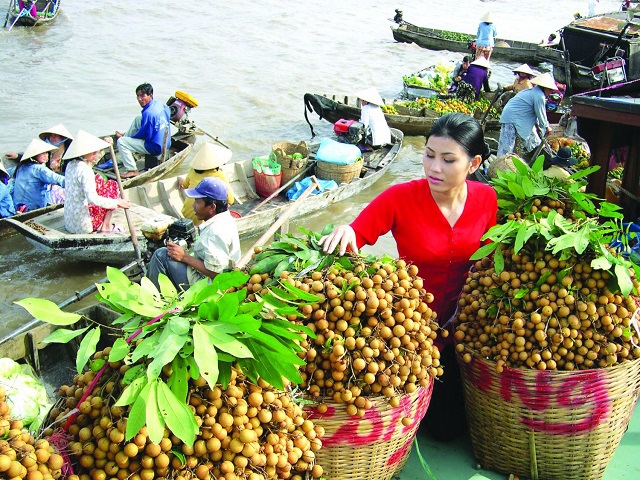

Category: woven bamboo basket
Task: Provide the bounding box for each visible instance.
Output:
[305,381,433,480]
[271,141,309,184]
[457,352,640,480]
[486,153,527,179]
[316,157,363,185]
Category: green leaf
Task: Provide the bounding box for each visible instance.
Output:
[169,316,191,336]
[125,381,151,441]
[158,274,178,299]
[279,281,324,302]
[146,381,166,444]
[469,242,498,261]
[168,357,189,402]
[493,246,504,273]
[321,223,335,236]
[15,298,82,325]
[146,327,188,382]
[514,288,529,299]
[193,323,220,388]
[156,381,198,446]
[520,176,535,197]
[131,331,160,363]
[507,181,525,199]
[108,338,131,362]
[122,364,145,386]
[76,327,101,374]
[42,326,89,344]
[591,256,612,271]
[614,263,633,297]
[205,324,253,358]
[115,376,147,407]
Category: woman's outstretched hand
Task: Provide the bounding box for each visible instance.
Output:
[318,224,358,256]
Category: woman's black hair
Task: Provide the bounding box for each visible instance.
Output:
[426,112,491,161]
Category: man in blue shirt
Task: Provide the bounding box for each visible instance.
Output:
[497,73,556,157]
[116,83,171,179]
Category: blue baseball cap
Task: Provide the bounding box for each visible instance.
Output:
[183,177,228,200]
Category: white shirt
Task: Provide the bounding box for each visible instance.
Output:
[186,210,241,285]
[360,103,391,147]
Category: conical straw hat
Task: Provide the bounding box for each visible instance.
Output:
[513,64,536,76]
[471,56,491,69]
[531,72,558,90]
[38,124,74,141]
[190,142,232,170]
[62,130,111,160]
[21,138,57,162]
[356,87,384,106]
[481,12,493,23]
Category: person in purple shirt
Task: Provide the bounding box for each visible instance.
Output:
[459,57,492,100]
[116,83,171,179]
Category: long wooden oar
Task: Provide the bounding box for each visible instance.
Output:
[237,176,320,269]
[194,126,230,149]
[247,162,315,214]
[108,144,144,271]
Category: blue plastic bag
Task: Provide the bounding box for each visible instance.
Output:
[315,137,362,165]
[286,176,338,200]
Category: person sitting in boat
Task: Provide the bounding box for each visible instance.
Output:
[179,142,235,226]
[393,9,403,23]
[115,83,171,179]
[12,138,65,212]
[4,123,73,168]
[497,73,556,157]
[458,57,491,100]
[0,163,15,218]
[62,131,130,234]
[448,56,471,93]
[503,64,536,94]
[476,12,497,61]
[146,177,241,291]
[356,87,391,148]
[17,0,38,19]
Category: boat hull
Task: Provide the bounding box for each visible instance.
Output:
[6,0,61,27]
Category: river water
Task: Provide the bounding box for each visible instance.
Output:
[0,0,622,332]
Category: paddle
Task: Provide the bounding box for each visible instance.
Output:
[247,161,315,214]
[7,8,27,31]
[108,144,145,271]
[480,85,504,129]
[193,126,230,149]
[236,176,320,269]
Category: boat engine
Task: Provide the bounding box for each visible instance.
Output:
[141,218,197,262]
[166,91,199,134]
[333,119,365,145]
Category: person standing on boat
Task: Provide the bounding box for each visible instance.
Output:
[476,12,497,61]
[356,87,391,148]
[12,139,65,212]
[318,113,497,441]
[503,64,536,94]
[146,177,241,291]
[497,73,556,157]
[459,57,492,100]
[62,131,130,234]
[0,164,15,218]
[179,142,235,226]
[115,83,171,179]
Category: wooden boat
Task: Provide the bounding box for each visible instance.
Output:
[548,11,640,93]
[390,21,560,65]
[124,129,404,239]
[2,203,176,263]
[4,0,61,28]
[0,131,194,239]
[304,93,501,137]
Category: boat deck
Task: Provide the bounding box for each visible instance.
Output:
[400,404,639,479]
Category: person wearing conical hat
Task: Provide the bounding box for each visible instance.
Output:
[0,163,15,218]
[503,64,536,94]
[356,87,391,147]
[62,130,130,234]
[12,139,65,212]
[497,72,557,158]
[459,56,492,100]
[179,142,234,226]
[476,12,497,60]
[39,124,74,173]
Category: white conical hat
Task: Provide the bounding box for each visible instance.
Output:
[356,87,384,106]
[21,138,57,162]
[531,72,558,90]
[471,56,491,69]
[38,124,74,141]
[190,142,232,170]
[481,12,493,23]
[62,130,111,160]
[513,64,536,76]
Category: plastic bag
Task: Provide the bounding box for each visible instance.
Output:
[252,155,281,175]
[286,176,338,200]
[315,138,362,165]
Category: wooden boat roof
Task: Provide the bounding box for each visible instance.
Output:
[570,15,640,37]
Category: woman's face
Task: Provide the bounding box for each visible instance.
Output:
[35,152,49,164]
[82,151,100,165]
[423,135,481,193]
[48,133,65,145]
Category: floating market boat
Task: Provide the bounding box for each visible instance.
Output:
[2,203,176,263]
[124,129,404,239]
[303,93,501,137]
[4,0,61,28]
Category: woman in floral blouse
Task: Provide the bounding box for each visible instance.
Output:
[62,131,130,234]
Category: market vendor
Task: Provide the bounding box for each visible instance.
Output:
[319,112,498,441]
[496,72,556,157]
[146,177,241,291]
[458,56,491,100]
[356,87,391,148]
[503,64,536,94]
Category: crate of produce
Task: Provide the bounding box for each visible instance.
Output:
[457,352,640,480]
[271,141,309,184]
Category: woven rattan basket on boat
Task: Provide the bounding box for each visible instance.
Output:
[305,381,433,480]
[316,157,363,184]
[271,141,309,184]
[457,352,640,480]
